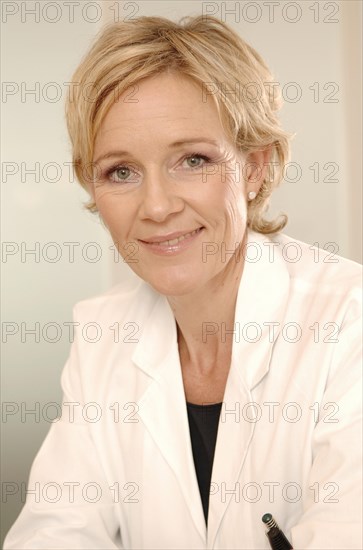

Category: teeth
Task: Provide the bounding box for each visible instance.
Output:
[156,228,201,246]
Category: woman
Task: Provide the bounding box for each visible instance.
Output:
[4,14,362,550]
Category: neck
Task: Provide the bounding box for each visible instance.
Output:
[166,232,248,376]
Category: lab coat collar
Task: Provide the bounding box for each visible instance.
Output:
[132,229,290,387]
[231,228,291,389]
[207,229,290,547]
[131,228,290,546]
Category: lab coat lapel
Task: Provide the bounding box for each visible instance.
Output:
[132,293,207,543]
[131,230,290,547]
[207,230,290,548]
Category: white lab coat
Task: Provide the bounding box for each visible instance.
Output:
[4,230,362,549]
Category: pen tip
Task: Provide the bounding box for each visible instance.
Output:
[262,513,272,524]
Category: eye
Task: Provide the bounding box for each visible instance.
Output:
[111,166,130,182]
[102,152,212,183]
[106,164,139,184]
[182,153,211,170]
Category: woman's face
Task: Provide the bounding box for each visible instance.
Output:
[92,71,257,296]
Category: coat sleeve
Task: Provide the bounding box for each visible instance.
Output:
[290,293,362,549]
[3,305,123,550]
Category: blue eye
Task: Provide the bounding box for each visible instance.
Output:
[183,153,211,169]
[106,165,139,184]
[103,152,212,184]
[112,167,130,181]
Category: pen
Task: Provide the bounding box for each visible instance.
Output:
[262,513,293,550]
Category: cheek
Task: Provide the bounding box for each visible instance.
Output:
[213,172,247,218]
[221,181,248,240]
[95,194,133,239]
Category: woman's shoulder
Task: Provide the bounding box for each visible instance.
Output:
[263,230,361,291]
[248,229,362,321]
[70,274,159,323]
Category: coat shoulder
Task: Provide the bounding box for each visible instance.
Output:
[271,232,362,301]
[71,275,160,325]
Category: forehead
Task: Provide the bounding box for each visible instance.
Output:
[94,71,225,146]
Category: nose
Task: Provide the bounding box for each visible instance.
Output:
[138,168,184,222]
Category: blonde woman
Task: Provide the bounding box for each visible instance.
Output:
[4,15,361,550]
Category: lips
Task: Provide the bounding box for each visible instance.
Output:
[139,227,204,246]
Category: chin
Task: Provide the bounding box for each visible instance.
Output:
[143,266,204,297]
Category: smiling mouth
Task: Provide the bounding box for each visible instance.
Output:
[140,227,204,246]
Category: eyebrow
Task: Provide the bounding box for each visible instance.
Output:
[93,138,220,164]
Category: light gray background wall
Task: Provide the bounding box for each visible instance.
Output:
[1,0,362,545]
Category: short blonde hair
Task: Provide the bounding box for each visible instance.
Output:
[65,15,291,234]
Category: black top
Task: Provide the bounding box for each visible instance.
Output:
[186,401,223,525]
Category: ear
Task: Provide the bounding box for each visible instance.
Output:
[244,147,272,196]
